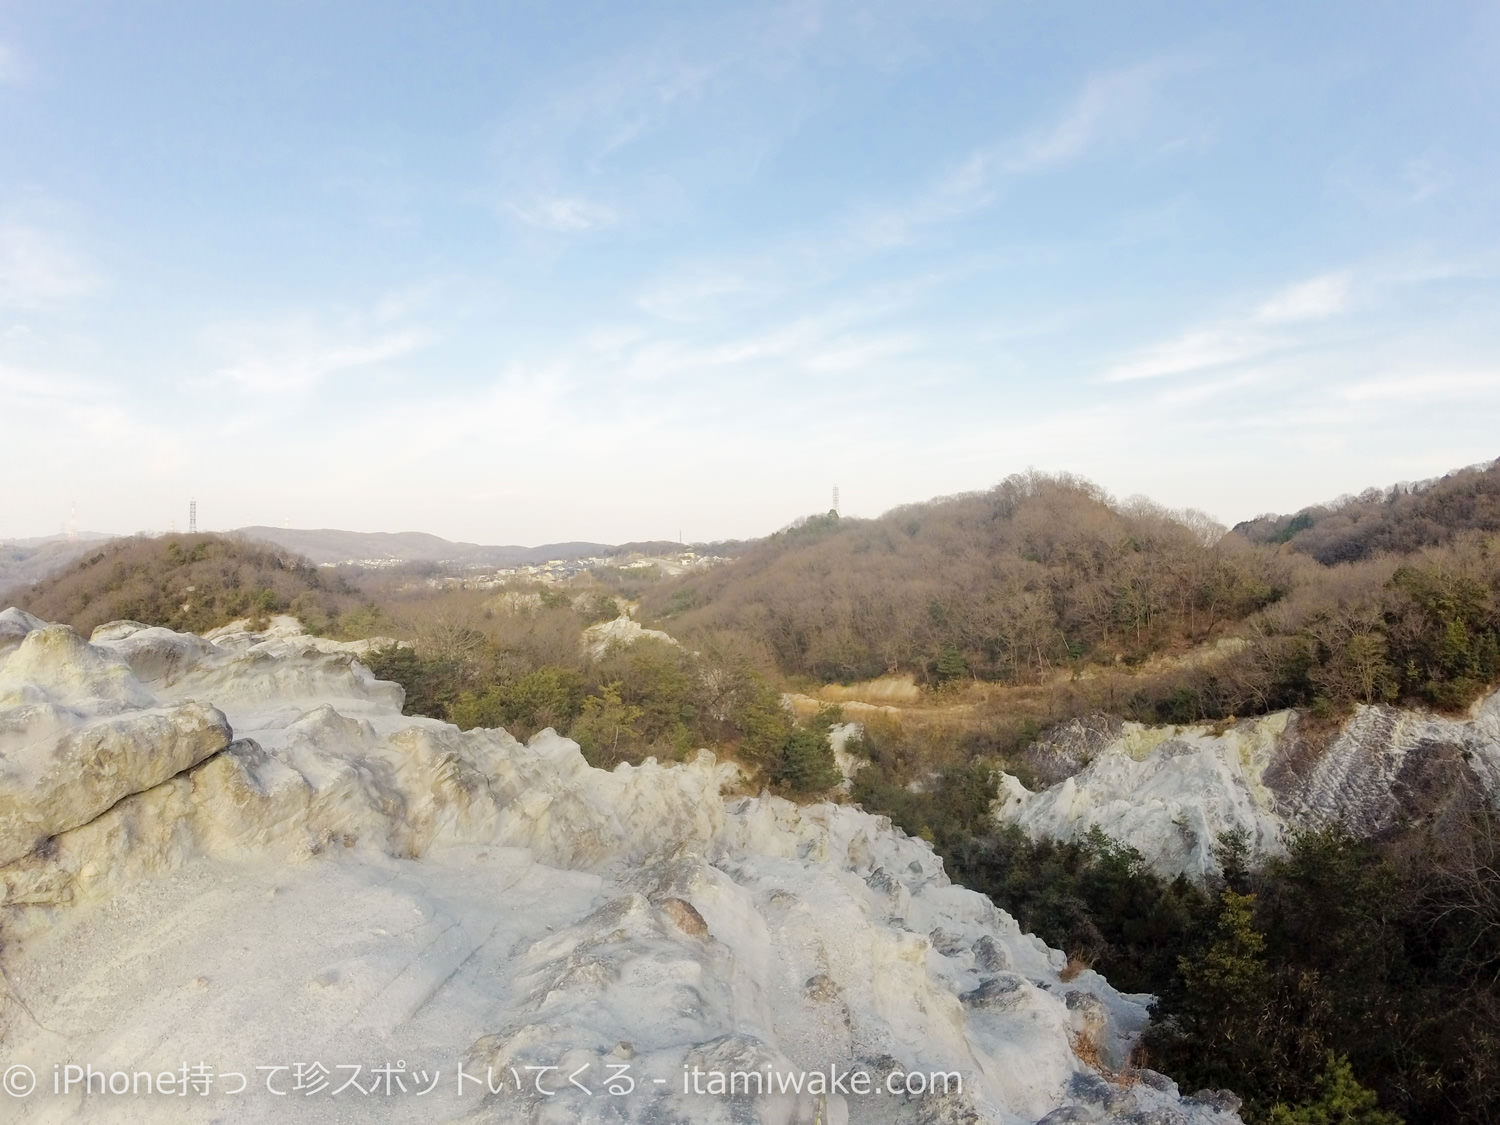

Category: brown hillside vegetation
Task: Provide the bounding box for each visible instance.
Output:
[4,475,1490,1123]
[1235,456,1500,564]
[0,535,111,591]
[5,533,372,637]
[642,470,1500,723]
[643,472,1286,686]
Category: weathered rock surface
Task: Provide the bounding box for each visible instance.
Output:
[0,612,1241,1124]
[581,612,680,659]
[0,606,47,657]
[1019,713,1125,787]
[0,623,232,866]
[995,693,1500,878]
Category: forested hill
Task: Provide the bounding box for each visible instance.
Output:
[1233,456,1500,564]
[641,468,1500,719]
[4,534,369,637]
[642,472,1284,684]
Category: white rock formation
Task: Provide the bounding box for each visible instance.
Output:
[202,613,400,655]
[828,722,867,791]
[994,695,1500,879]
[0,607,48,657]
[581,614,680,659]
[994,715,1290,880]
[0,611,1241,1124]
[0,624,231,867]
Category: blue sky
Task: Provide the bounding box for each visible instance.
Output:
[1,1,1497,544]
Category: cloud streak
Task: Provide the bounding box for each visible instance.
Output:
[204,299,434,395]
[1254,273,1351,324]
[507,195,618,233]
[839,59,1189,255]
[1005,61,1177,174]
[0,362,103,404]
[1104,328,1266,383]
[0,40,28,86]
[0,222,102,309]
[1339,371,1500,402]
[1103,271,1355,383]
[214,331,427,395]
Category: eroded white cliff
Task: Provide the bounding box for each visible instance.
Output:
[993,695,1500,879]
[0,612,1241,1124]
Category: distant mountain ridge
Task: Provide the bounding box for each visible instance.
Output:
[0,533,114,592]
[1,524,736,594]
[232,526,617,567]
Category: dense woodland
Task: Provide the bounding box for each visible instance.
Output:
[6,462,1500,1121]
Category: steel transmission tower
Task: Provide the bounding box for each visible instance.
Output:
[189,499,197,534]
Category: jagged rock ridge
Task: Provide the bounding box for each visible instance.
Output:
[0,610,1240,1124]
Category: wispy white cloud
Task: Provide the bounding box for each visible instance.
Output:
[0,362,102,403]
[596,60,722,159]
[636,271,766,323]
[314,363,580,471]
[1152,369,1267,408]
[0,358,189,491]
[1339,371,1500,402]
[614,53,1194,340]
[847,153,996,249]
[483,2,990,250]
[1254,272,1351,324]
[1004,61,1175,174]
[507,195,618,233]
[1400,154,1452,203]
[803,333,919,375]
[1103,328,1265,383]
[493,7,1102,246]
[0,222,102,308]
[204,299,433,395]
[214,331,426,395]
[846,59,1188,251]
[615,284,928,387]
[1103,270,1354,383]
[486,17,745,235]
[0,41,29,87]
[1373,253,1499,287]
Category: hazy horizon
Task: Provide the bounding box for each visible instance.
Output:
[7,453,1497,551]
[3,3,1496,543]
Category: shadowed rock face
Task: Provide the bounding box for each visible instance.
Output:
[0,697,231,866]
[0,611,1243,1125]
[1020,713,1125,787]
[995,692,1500,879]
[0,607,48,657]
[0,621,232,866]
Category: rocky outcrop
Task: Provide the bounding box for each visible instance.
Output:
[995,694,1500,879]
[0,612,1240,1124]
[0,606,47,657]
[1265,694,1500,835]
[0,623,232,866]
[1019,714,1125,787]
[581,613,680,659]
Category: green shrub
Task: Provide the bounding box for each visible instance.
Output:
[770,727,841,793]
[570,684,645,768]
